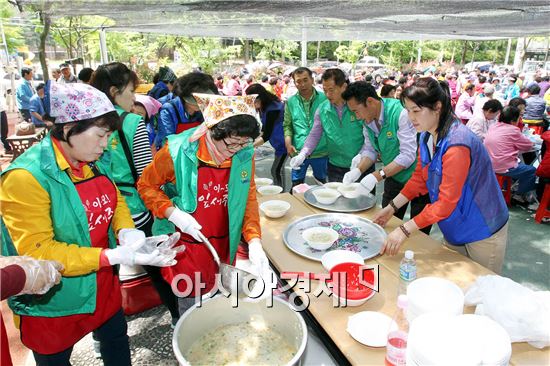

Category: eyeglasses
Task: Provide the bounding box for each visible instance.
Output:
[222,137,252,150]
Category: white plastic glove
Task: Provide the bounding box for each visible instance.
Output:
[248,238,269,274]
[350,153,362,170]
[289,151,307,170]
[247,239,276,302]
[167,208,202,242]
[11,257,64,295]
[105,239,177,267]
[140,232,185,255]
[358,173,378,195]
[117,228,146,246]
[343,168,362,185]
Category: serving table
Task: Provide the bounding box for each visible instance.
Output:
[258,193,549,366]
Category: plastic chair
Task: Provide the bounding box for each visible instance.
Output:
[535,183,550,224]
[496,174,512,206]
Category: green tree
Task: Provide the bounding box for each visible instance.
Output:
[254,39,299,62]
[334,41,366,65]
[0,1,24,54]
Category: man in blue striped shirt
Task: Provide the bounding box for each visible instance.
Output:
[15,67,35,121]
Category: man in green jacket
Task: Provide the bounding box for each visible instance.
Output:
[341,81,430,232]
[283,67,329,188]
[289,68,370,182]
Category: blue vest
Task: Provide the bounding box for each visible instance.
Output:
[148,81,169,100]
[262,101,286,156]
[420,122,508,245]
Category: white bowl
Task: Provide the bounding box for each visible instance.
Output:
[406,277,464,322]
[321,250,364,271]
[312,188,341,205]
[323,182,343,190]
[257,185,283,196]
[255,177,273,187]
[302,227,339,251]
[338,183,361,199]
[259,200,291,218]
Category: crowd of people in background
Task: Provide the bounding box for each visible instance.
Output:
[1,57,549,365]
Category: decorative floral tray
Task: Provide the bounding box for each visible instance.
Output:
[283,213,387,261]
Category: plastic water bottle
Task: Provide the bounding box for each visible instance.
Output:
[398,250,417,295]
[385,295,409,366]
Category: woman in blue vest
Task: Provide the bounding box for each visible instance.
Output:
[0,82,178,365]
[373,77,509,274]
[245,83,287,189]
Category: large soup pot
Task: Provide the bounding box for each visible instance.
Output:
[173,295,308,365]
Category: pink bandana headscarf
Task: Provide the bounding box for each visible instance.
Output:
[47,81,115,124]
[135,94,162,120]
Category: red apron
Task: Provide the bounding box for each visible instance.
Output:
[20,172,122,354]
[175,121,201,134]
[161,163,231,296]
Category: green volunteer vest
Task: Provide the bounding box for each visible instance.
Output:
[107,106,147,215]
[167,129,254,262]
[287,90,328,158]
[365,98,416,184]
[317,100,365,168]
[0,135,117,317]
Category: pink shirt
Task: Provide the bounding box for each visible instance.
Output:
[483,122,534,173]
[455,92,475,120]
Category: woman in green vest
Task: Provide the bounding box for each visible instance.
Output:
[0,82,178,366]
[137,93,271,314]
[90,62,181,326]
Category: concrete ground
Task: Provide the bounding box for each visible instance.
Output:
[2,130,548,365]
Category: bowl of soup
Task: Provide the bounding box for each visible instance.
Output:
[302,227,339,250]
[323,182,343,190]
[260,200,291,218]
[255,177,274,188]
[312,188,341,205]
[338,183,362,199]
[258,185,283,196]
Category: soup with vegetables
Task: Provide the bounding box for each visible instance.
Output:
[316,191,336,198]
[185,320,296,365]
[340,186,356,192]
[266,204,286,211]
[308,232,335,243]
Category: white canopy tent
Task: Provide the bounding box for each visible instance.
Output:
[14,0,550,40]
[12,0,550,65]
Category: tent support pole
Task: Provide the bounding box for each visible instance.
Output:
[99,28,109,64]
[504,38,512,66]
[301,17,307,67]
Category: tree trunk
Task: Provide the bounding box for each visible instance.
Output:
[244,39,250,64]
[316,40,320,62]
[544,37,549,62]
[460,40,468,66]
[39,12,51,82]
[450,45,455,63]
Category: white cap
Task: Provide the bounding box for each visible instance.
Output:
[397,294,408,309]
[405,250,414,260]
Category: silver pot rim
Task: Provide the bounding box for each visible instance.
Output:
[172,295,308,366]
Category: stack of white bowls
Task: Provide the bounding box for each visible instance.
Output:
[406,277,464,322]
[407,313,512,365]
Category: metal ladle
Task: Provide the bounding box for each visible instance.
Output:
[196,231,260,298]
